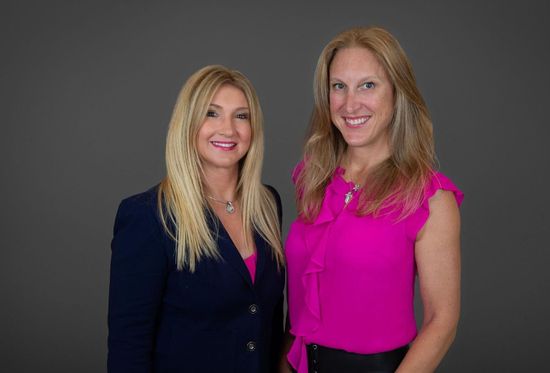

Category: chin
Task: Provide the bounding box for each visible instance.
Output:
[202,157,242,171]
[342,136,369,147]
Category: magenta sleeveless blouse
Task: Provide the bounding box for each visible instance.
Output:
[285,164,464,373]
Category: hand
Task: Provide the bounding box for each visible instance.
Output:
[278,358,294,373]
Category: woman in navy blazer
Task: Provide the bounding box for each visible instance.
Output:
[108,65,285,373]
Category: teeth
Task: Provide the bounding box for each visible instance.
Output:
[211,141,236,148]
[345,117,368,126]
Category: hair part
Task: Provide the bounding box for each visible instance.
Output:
[297,26,436,221]
[158,65,283,271]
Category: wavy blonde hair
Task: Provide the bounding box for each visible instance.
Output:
[158,65,283,271]
[297,26,436,222]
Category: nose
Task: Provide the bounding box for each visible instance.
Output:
[345,90,360,113]
[219,115,236,137]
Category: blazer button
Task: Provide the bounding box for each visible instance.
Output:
[246,341,256,351]
[249,304,258,314]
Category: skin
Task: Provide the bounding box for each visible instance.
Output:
[280,47,461,372]
[329,47,395,177]
[279,319,294,373]
[197,84,255,259]
[396,190,461,373]
[197,84,252,175]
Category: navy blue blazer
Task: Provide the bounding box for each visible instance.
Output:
[108,186,285,373]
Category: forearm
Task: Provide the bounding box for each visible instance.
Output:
[395,315,458,373]
[278,332,295,372]
[270,296,285,373]
[278,317,295,373]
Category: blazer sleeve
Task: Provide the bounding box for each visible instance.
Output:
[264,185,285,371]
[270,292,285,372]
[107,196,169,373]
[265,184,283,229]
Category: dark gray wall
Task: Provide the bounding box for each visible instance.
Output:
[2,1,549,371]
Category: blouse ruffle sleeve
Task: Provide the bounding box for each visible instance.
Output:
[406,172,464,241]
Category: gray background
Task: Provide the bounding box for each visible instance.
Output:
[2,0,549,372]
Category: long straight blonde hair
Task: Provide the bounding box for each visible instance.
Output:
[297,26,436,222]
[158,65,283,272]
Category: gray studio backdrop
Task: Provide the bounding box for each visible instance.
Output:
[2,1,549,372]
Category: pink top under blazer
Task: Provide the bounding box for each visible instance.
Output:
[285,164,464,373]
[244,251,257,284]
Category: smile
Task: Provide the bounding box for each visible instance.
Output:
[211,141,237,150]
[344,116,370,127]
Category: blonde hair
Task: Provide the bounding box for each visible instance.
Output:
[297,26,435,221]
[158,65,283,272]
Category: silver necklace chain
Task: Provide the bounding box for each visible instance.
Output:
[207,195,236,214]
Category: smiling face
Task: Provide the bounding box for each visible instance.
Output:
[196,84,252,173]
[329,47,395,156]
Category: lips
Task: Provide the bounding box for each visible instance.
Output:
[210,141,237,150]
[344,116,370,127]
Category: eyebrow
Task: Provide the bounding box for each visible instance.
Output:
[209,103,250,111]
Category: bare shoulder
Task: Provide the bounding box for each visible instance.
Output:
[417,190,461,241]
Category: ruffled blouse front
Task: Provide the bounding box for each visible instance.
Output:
[285,167,463,373]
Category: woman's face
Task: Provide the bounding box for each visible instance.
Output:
[196,84,252,173]
[329,47,395,154]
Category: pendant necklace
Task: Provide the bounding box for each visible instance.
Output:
[344,184,361,205]
[207,195,235,214]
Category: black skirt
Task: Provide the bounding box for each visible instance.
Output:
[305,343,408,373]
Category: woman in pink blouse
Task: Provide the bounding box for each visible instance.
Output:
[281,27,463,373]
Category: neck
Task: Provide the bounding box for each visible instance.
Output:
[341,143,390,182]
[202,166,239,201]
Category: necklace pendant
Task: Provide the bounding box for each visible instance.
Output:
[225,201,235,214]
[344,191,353,204]
[344,184,360,205]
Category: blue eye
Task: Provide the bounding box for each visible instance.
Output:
[361,82,375,89]
[332,82,345,90]
[206,110,218,118]
[236,113,249,120]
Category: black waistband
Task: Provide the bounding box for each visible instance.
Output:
[306,343,408,373]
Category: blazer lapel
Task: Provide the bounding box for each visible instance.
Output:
[215,218,254,288]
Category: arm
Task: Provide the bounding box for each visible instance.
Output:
[270,294,285,373]
[107,197,168,373]
[264,184,292,372]
[265,184,283,228]
[278,313,295,373]
[396,190,461,373]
